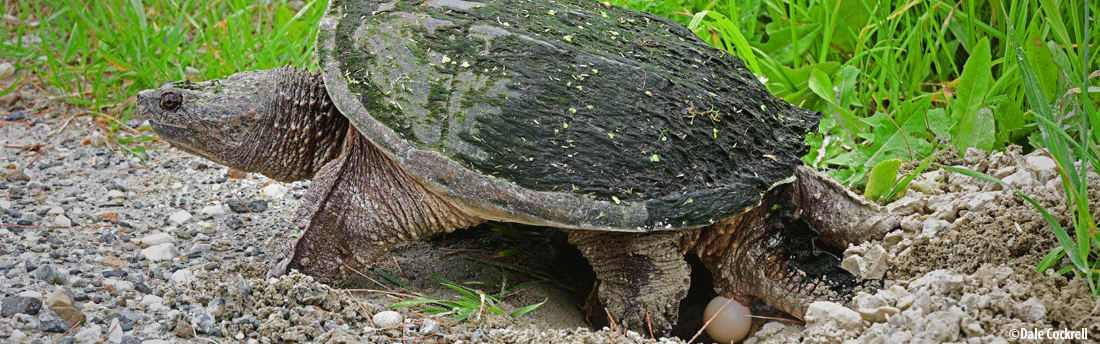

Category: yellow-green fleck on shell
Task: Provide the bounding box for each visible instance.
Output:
[317,0,818,231]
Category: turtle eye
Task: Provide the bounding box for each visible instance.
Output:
[159,92,182,111]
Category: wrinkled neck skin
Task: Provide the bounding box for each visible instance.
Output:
[137,67,349,182]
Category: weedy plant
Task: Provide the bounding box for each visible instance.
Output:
[941,2,1098,293]
[387,273,547,322]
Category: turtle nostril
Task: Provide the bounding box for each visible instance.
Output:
[160,91,182,111]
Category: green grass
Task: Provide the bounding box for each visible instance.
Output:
[3,0,1097,292]
[1,0,323,131]
[387,273,546,322]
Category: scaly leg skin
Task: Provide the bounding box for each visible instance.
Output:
[790,166,898,247]
[690,168,893,319]
[270,128,482,283]
[568,230,691,337]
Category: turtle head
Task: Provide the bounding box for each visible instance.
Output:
[137,67,349,182]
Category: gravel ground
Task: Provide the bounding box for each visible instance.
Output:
[0,63,690,344]
[2,61,1098,344]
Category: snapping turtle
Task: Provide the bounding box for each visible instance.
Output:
[136,0,896,335]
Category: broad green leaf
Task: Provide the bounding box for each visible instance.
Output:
[926,108,953,139]
[807,68,835,103]
[865,159,901,203]
[956,107,996,152]
[952,36,993,153]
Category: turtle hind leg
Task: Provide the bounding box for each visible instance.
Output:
[567,230,690,337]
[270,127,483,283]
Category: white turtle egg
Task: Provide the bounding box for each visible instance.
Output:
[703,296,752,343]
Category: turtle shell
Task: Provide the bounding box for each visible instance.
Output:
[317,0,818,231]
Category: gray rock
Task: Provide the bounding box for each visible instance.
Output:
[191,305,216,334]
[35,264,67,285]
[201,204,226,216]
[225,215,245,230]
[419,318,443,335]
[114,308,143,331]
[1014,297,1047,322]
[191,243,212,253]
[0,259,15,270]
[39,310,71,333]
[226,199,268,213]
[121,336,142,344]
[2,296,42,317]
[5,110,25,121]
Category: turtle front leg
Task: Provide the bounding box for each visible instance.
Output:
[567,230,691,337]
[271,128,482,283]
[692,180,878,320]
[790,166,899,247]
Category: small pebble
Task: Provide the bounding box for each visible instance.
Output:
[174,319,195,338]
[35,264,67,285]
[45,286,75,308]
[140,243,179,261]
[373,311,403,328]
[141,232,176,246]
[169,210,192,224]
[420,319,443,335]
[262,183,288,199]
[192,305,216,333]
[108,318,125,343]
[54,214,72,227]
[226,199,268,213]
[171,269,195,284]
[4,110,25,121]
[201,204,225,216]
[9,329,28,342]
[38,310,70,333]
[11,313,40,330]
[74,324,102,343]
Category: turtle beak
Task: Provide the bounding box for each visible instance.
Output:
[133,89,158,122]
